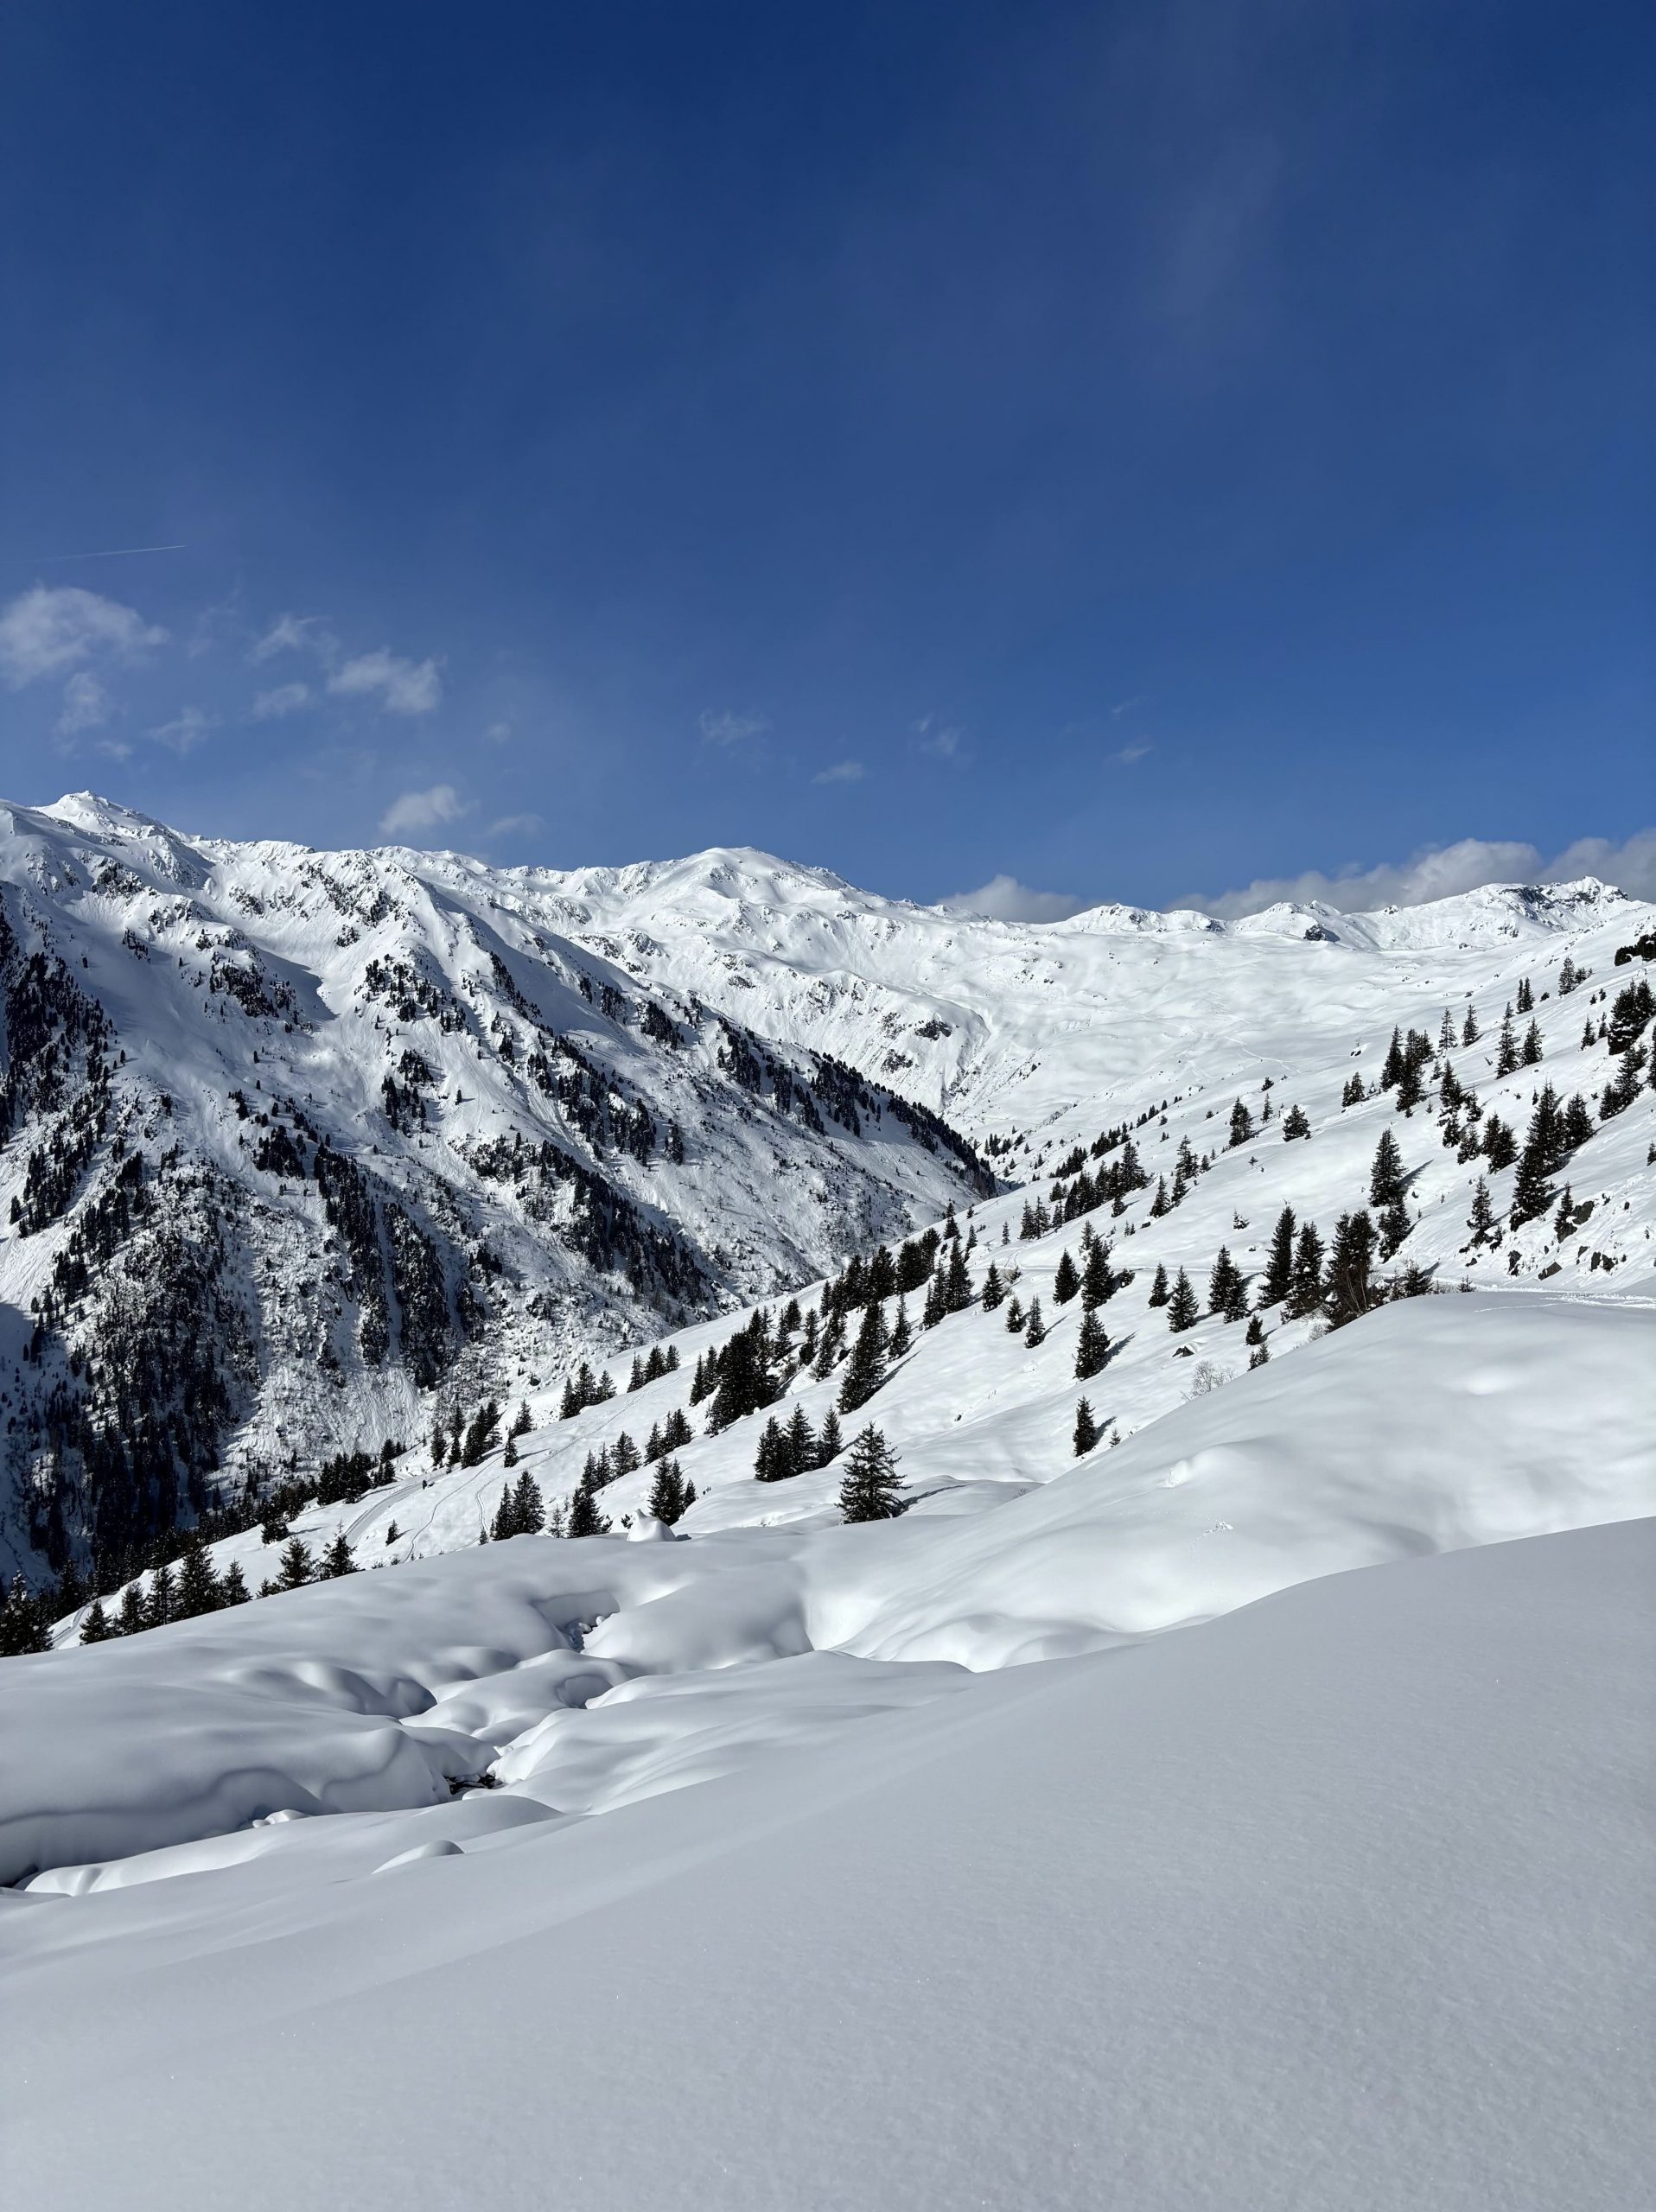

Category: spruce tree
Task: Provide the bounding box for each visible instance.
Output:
[1520,1019,1543,1066]
[887,1298,912,1357]
[147,1563,177,1625]
[117,1582,148,1637]
[175,1536,222,1619]
[980,1263,1006,1311]
[1380,1027,1405,1088]
[1259,1206,1296,1306]
[1227,1098,1254,1147]
[785,1404,817,1476]
[1282,1103,1310,1140]
[275,1540,313,1592]
[647,1459,687,1524]
[1003,1294,1024,1333]
[816,1408,844,1465]
[1167,1269,1200,1332]
[754,1414,789,1482]
[1073,1307,1110,1379]
[1322,1211,1380,1328]
[1207,1247,1249,1321]
[1368,1129,1406,1210]
[1080,1239,1111,1310]
[1023,1297,1047,1347]
[943,1239,973,1313]
[566,1475,610,1538]
[1053,1249,1080,1304]
[220,1560,251,1606]
[1377,1195,1411,1260]
[1073,1398,1101,1457]
[1148,1262,1169,1306]
[1462,1007,1481,1046]
[512,1471,545,1533]
[319,1531,356,1579]
[1284,1224,1325,1319]
[79,1598,114,1644]
[1509,1135,1555,1229]
[838,1427,904,1522]
[1495,1012,1519,1077]
[838,1300,889,1414]
[1516,977,1534,1014]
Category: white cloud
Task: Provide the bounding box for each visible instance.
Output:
[252,682,311,720]
[1110,741,1153,766]
[1178,831,1656,918]
[328,648,442,715]
[487,811,543,840]
[380,784,468,838]
[0,586,167,688]
[250,613,334,664]
[55,671,110,738]
[486,721,513,744]
[941,874,1086,924]
[149,706,216,755]
[812,760,865,785]
[1111,695,1144,718]
[699,709,768,747]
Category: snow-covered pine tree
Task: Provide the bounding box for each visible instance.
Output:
[1167,1269,1199,1332]
[1053,1249,1080,1304]
[1073,1398,1101,1457]
[1073,1306,1110,1379]
[1259,1206,1296,1306]
[1023,1297,1047,1346]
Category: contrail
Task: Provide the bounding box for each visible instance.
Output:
[35,543,188,564]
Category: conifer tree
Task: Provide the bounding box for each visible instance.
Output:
[1509,1132,1555,1229]
[1516,976,1534,1014]
[1282,1103,1311,1140]
[319,1531,356,1579]
[1341,1072,1366,1108]
[1080,1238,1111,1309]
[1377,1194,1411,1260]
[116,1582,149,1637]
[510,1402,532,1438]
[1245,1312,1265,1346]
[1167,1269,1200,1332]
[816,1408,844,1465]
[147,1562,177,1625]
[1074,1306,1110,1379]
[1481,1115,1518,1172]
[79,1597,114,1644]
[1073,1398,1101,1457]
[1148,1262,1170,1306]
[1380,1027,1406,1088]
[1023,1297,1047,1347]
[980,1262,1006,1311]
[838,1427,904,1522]
[1462,1007,1481,1046]
[1520,1019,1544,1066]
[1003,1294,1024,1332]
[220,1561,251,1606]
[1369,1129,1406,1210]
[1322,1211,1380,1328]
[1207,1247,1248,1321]
[610,1432,641,1477]
[1495,1011,1519,1077]
[1053,1249,1080,1304]
[175,1535,222,1619]
[502,1433,519,1470]
[887,1298,912,1357]
[1559,1093,1595,1153]
[275,1539,313,1591]
[647,1458,687,1524]
[754,1414,789,1482]
[566,1475,610,1539]
[1284,1224,1326,1318]
[838,1300,889,1414]
[512,1471,545,1533]
[1227,1098,1253,1148]
[785,1404,817,1476]
[1259,1206,1296,1306]
[1149,1176,1170,1217]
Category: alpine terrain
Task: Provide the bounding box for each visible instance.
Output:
[3,798,1653,2212]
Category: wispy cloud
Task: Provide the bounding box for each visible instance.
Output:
[486,721,513,744]
[487,811,543,840]
[812,759,865,785]
[1110,741,1153,766]
[55,671,111,739]
[914,714,963,760]
[0,586,167,688]
[252,681,311,720]
[250,613,334,664]
[329,649,442,716]
[380,784,468,838]
[1177,830,1656,917]
[1111,695,1144,718]
[149,706,217,755]
[699,708,768,747]
[940,874,1086,924]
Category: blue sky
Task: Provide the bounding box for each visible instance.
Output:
[2,0,1651,913]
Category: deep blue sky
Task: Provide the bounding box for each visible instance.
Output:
[1,1,1651,910]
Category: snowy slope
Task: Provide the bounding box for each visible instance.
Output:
[4,1516,1651,2212]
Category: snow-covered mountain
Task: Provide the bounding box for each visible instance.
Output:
[0,797,987,1584]
[3,802,1653,2212]
[3,794,1653,1595]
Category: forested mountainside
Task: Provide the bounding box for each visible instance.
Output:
[0,796,987,1585]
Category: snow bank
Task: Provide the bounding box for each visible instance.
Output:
[4,1517,1651,2211]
